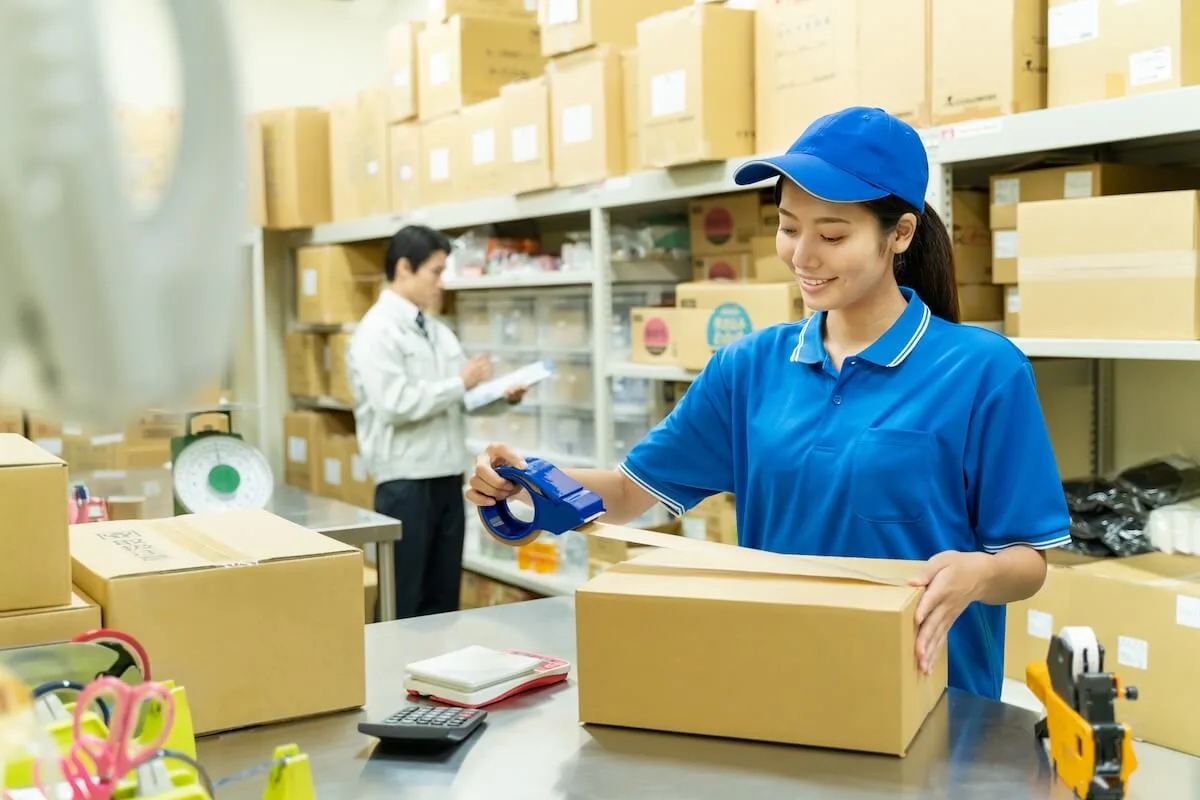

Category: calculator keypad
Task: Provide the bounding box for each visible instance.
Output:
[387,706,480,727]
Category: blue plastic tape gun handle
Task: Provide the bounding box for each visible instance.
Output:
[478,457,606,547]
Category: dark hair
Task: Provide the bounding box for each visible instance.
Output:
[862,196,959,323]
[384,224,453,281]
[771,180,960,323]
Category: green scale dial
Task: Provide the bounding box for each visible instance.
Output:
[170,410,274,514]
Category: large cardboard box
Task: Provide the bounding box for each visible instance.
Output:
[295,244,384,325]
[930,0,1047,125]
[1065,553,1200,756]
[630,307,682,366]
[285,331,330,398]
[547,46,626,187]
[420,113,465,206]
[620,49,641,175]
[328,97,361,221]
[283,410,355,493]
[1002,549,1101,680]
[0,436,71,612]
[990,162,1200,230]
[256,108,332,229]
[388,122,422,214]
[675,282,807,369]
[417,15,543,121]
[755,0,930,155]
[1047,0,1200,108]
[689,192,763,258]
[1017,191,1200,340]
[635,4,755,169]
[460,99,505,200]
[70,510,366,734]
[953,190,993,285]
[537,0,691,58]
[385,22,422,122]
[957,284,1004,322]
[0,591,101,649]
[500,77,555,194]
[327,332,354,407]
[576,534,946,755]
[356,89,391,218]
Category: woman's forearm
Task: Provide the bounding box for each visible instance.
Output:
[978,545,1048,605]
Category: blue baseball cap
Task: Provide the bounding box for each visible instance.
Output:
[733,107,929,211]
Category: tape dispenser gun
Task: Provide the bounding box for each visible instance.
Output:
[479,457,605,547]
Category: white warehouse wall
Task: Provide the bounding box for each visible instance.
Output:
[97,0,431,111]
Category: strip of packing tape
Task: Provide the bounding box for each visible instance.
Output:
[581,522,914,587]
[1017,250,1198,282]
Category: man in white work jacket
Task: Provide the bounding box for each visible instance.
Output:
[347,224,525,619]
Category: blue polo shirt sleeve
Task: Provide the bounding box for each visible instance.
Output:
[619,355,735,516]
[966,361,1072,553]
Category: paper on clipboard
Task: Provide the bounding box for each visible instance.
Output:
[464,360,554,411]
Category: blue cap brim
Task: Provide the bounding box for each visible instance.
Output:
[732,153,890,204]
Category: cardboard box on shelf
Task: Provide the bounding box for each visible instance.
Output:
[693,253,752,282]
[1047,0,1200,108]
[755,0,930,154]
[329,98,362,221]
[388,122,422,215]
[357,89,392,217]
[327,333,354,407]
[992,229,1018,284]
[0,408,22,435]
[283,410,355,493]
[428,0,536,22]
[420,113,465,206]
[417,15,543,122]
[1064,553,1200,757]
[630,307,682,366]
[500,77,555,195]
[989,162,1200,231]
[343,439,376,511]
[620,49,641,175]
[285,331,330,398]
[576,532,946,755]
[255,108,332,229]
[635,4,755,169]
[0,591,101,649]
[319,432,355,501]
[1003,286,1020,336]
[675,282,807,370]
[385,22,423,122]
[537,0,692,58]
[682,492,736,544]
[957,284,1004,323]
[547,45,627,187]
[930,0,1047,125]
[70,509,365,735]
[689,193,763,257]
[460,99,505,200]
[295,244,385,326]
[953,190,992,285]
[1017,190,1200,340]
[0,435,71,612]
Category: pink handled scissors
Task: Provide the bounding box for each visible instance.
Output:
[36,677,175,800]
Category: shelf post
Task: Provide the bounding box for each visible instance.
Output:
[590,206,615,470]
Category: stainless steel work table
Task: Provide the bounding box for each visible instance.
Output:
[195,597,1200,798]
[72,467,403,621]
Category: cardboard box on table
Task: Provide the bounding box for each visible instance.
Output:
[575,526,946,756]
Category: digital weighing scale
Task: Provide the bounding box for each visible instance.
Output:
[170,409,274,514]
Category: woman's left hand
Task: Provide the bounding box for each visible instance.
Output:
[908,551,994,675]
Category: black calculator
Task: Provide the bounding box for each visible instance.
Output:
[358,704,487,745]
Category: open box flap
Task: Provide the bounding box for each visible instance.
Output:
[584,523,919,586]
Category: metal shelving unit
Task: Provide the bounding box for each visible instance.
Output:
[262,85,1200,593]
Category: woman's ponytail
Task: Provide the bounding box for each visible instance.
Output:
[864,197,960,323]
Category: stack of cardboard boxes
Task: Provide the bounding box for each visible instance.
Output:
[0,435,101,650]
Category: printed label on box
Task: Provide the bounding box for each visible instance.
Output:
[1026,609,1052,639]
[429,148,450,181]
[392,68,411,88]
[1006,288,1020,313]
[992,178,1020,205]
[707,304,753,348]
[511,124,538,163]
[429,52,450,87]
[288,436,308,464]
[1063,170,1094,198]
[324,457,342,486]
[651,70,687,117]
[302,268,318,297]
[1047,0,1099,48]
[1130,47,1172,87]
[993,230,1019,259]
[562,104,593,144]
[399,164,414,181]
[642,316,672,356]
[1176,594,1200,629]
[472,129,496,165]
[352,454,368,483]
[1117,636,1148,671]
[546,0,578,24]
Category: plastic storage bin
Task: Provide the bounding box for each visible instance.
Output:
[613,414,654,464]
[539,292,591,350]
[542,409,595,459]
[499,407,541,451]
[544,355,593,408]
[490,294,539,348]
[611,377,652,416]
[456,294,492,346]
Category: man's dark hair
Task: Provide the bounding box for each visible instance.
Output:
[384,225,453,281]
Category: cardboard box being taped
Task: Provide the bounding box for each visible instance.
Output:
[575,525,946,756]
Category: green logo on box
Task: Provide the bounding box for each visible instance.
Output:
[707,303,753,348]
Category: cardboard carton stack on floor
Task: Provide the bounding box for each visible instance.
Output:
[0,435,102,650]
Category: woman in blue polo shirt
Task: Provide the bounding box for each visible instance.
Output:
[466,106,1071,702]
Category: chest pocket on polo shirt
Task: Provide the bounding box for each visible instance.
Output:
[849,427,936,524]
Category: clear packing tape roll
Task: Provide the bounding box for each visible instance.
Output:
[1057,626,1101,678]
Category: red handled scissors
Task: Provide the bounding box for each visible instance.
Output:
[35,677,175,800]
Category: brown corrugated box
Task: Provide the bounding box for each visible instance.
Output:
[285,331,330,398]
[1003,548,1102,680]
[418,15,543,121]
[388,122,423,214]
[537,0,691,58]
[1017,190,1200,340]
[385,22,422,122]
[688,192,763,258]
[547,45,627,187]
[283,410,355,493]
[420,113,465,206]
[630,307,682,366]
[295,243,384,326]
[635,4,755,169]
[0,591,101,649]
[70,510,365,735]
[256,108,332,229]
[460,99,505,200]
[576,527,946,755]
[0,435,72,612]
[501,77,555,195]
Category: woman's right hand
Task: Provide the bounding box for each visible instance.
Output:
[466,442,527,507]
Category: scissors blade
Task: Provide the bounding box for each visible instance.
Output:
[0,642,144,688]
